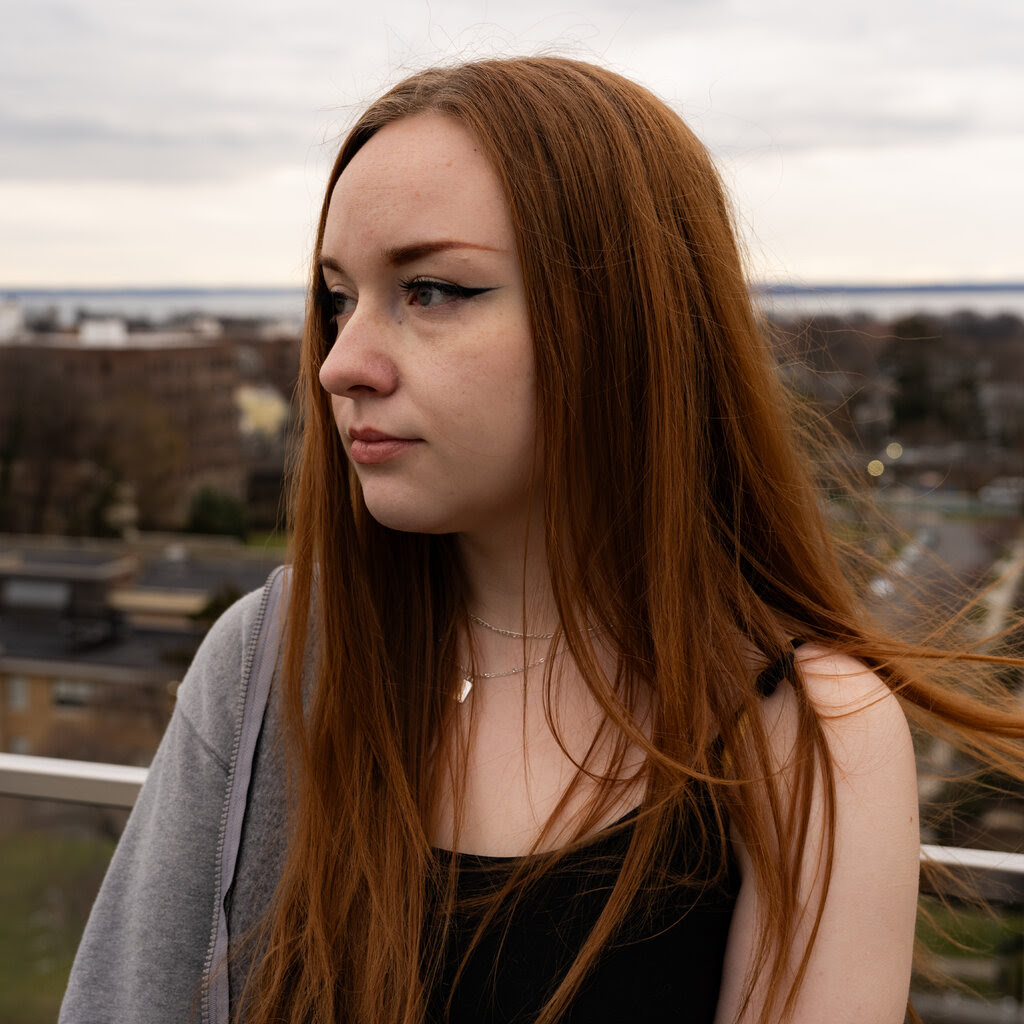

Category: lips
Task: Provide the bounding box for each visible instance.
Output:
[348,426,421,465]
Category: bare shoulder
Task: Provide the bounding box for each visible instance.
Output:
[716,644,919,1023]
[792,643,895,712]
[759,643,914,778]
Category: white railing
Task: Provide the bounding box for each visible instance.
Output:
[0,752,147,808]
[922,843,1024,877]
[2,753,1023,1021]
[2,752,1024,883]
[921,842,1024,905]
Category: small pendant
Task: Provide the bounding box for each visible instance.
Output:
[456,677,473,703]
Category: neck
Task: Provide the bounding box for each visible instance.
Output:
[457,513,557,635]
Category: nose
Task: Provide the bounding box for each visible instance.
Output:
[318,303,399,398]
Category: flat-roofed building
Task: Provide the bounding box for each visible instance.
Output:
[0,538,280,765]
[0,324,245,532]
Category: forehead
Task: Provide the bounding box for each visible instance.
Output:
[323,113,514,257]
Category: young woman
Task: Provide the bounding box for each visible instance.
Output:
[61,57,1023,1024]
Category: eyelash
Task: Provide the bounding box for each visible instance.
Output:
[324,277,493,328]
[398,277,492,307]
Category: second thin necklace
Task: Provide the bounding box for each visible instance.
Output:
[454,652,559,704]
[457,613,560,702]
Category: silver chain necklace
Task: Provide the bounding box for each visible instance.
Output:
[468,612,556,640]
[455,651,560,703]
[458,611,598,702]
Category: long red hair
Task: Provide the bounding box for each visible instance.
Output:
[240,57,1024,1023]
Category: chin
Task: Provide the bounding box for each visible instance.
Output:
[360,497,459,536]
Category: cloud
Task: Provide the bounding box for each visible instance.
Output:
[0,169,318,286]
[627,5,1024,157]
[0,105,323,183]
[2,0,363,183]
[2,0,1022,283]
[5,0,1023,184]
[736,134,1024,283]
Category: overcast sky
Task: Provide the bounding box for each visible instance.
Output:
[3,0,1022,287]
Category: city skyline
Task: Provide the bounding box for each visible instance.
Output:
[3,0,1022,288]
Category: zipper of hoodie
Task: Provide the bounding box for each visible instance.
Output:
[201,565,283,1023]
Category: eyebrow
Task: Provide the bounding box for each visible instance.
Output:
[318,239,504,275]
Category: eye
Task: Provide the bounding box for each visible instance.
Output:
[330,290,356,319]
[399,278,493,308]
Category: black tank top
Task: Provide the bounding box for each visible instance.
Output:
[425,649,794,1023]
[427,806,739,1023]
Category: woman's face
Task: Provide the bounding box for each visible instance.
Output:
[318,112,538,540]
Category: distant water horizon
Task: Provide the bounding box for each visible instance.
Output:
[2,286,308,327]
[756,281,1024,320]
[4,282,1024,326]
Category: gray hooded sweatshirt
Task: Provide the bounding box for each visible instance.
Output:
[59,573,288,1024]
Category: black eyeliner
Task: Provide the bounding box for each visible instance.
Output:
[398,277,496,300]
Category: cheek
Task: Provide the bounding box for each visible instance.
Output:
[471,351,535,439]
[498,339,538,449]
[440,337,533,418]
[484,320,536,407]
[487,366,538,470]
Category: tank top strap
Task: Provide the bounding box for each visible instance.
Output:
[754,638,806,698]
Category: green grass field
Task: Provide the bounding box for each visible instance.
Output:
[915,895,1024,1001]
[1,828,1021,1017]
[0,832,115,1024]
